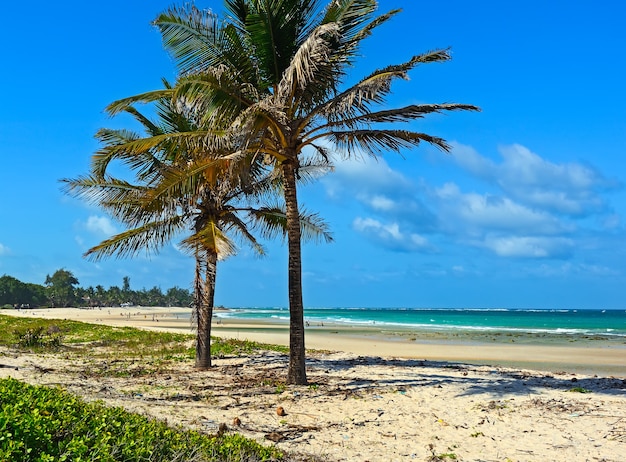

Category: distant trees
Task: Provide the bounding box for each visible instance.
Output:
[45,269,79,307]
[0,275,46,307]
[0,271,192,308]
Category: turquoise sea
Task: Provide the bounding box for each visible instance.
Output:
[216,307,626,338]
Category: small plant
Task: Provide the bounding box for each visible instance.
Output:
[438,454,457,460]
[427,444,458,461]
[13,326,63,349]
[568,387,592,393]
[470,431,484,438]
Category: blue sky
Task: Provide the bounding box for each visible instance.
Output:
[1,1,625,309]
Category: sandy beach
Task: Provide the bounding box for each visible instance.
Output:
[1,307,625,461]
[5,306,625,376]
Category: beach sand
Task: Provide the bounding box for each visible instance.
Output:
[1,307,625,461]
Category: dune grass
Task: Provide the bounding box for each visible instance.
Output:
[0,314,298,461]
[0,314,288,360]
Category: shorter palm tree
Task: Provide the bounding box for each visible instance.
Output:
[64,91,332,369]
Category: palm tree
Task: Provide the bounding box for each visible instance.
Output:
[111,0,479,384]
[64,89,332,369]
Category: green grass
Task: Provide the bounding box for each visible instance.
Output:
[0,378,283,462]
[0,314,288,361]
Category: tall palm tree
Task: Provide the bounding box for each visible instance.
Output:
[64,89,332,369]
[111,0,479,384]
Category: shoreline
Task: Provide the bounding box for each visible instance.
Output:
[2,306,626,461]
[3,306,625,377]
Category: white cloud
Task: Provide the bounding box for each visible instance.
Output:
[367,195,396,212]
[320,140,620,262]
[84,216,117,236]
[323,156,413,199]
[353,217,430,252]
[452,143,619,216]
[434,183,568,235]
[0,243,8,255]
[483,236,574,259]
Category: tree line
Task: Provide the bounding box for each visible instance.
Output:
[0,270,192,309]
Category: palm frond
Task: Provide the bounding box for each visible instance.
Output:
[154,5,222,75]
[313,49,452,122]
[313,103,481,134]
[276,22,340,104]
[179,221,238,260]
[327,129,451,157]
[85,215,188,261]
[106,88,174,116]
[61,175,145,207]
[247,204,333,244]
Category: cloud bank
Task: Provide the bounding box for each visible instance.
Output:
[323,144,621,260]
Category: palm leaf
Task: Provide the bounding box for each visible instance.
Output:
[327,129,451,157]
[85,215,188,261]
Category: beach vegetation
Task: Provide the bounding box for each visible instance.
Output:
[0,314,288,361]
[568,387,592,393]
[0,377,283,462]
[131,0,479,384]
[13,326,63,350]
[438,454,457,460]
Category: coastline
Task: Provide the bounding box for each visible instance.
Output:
[2,306,626,461]
[3,306,625,377]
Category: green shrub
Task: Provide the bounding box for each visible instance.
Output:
[568,387,592,393]
[13,326,63,350]
[0,378,283,462]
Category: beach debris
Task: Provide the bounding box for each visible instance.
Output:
[606,418,626,442]
[0,364,18,371]
[32,363,54,374]
[265,432,283,442]
[276,406,286,416]
[217,423,228,436]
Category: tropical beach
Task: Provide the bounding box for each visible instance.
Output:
[3,0,626,461]
[5,306,626,376]
[2,307,625,461]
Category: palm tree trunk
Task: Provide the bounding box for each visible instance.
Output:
[282,159,307,385]
[195,249,217,370]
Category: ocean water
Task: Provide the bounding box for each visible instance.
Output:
[216,307,626,338]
